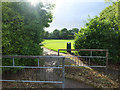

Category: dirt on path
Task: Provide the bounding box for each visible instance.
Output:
[42,46,92,88]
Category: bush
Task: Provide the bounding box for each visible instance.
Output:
[74,16,119,64]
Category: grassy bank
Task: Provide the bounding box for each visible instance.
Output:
[64,66,119,88]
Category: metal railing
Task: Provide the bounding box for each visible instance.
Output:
[1,55,65,88]
[58,49,108,68]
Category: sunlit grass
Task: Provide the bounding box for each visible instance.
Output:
[42,39,74,53]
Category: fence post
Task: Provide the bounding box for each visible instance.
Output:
[38,58,39,67]
[62,57,65,89]
[106,50,109,70]
[90,51,92,56]
[89,51,92,65]
[13,58,15,66]
[58,49,59,56]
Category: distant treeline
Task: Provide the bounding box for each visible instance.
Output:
[44,28,79,39]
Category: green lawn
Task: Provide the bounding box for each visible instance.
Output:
[42,39,75,53]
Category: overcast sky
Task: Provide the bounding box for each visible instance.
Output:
[45,0,112,32]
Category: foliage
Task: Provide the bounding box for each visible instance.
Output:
[74,2,119,64]
[2,2,53,72]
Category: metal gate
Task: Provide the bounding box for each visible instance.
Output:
[1,49,109,88]
[0,56,65,88]
[58,49,108,68]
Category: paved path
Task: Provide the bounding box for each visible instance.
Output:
[42,47,92,88]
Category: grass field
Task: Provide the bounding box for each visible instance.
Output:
[42,39,75,52]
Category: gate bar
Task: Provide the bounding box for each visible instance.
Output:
[0,66,62,69]
[0,80,63,83]
[2,55,107,58]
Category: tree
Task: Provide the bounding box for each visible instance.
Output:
[99,2,119,63]
[67,28,79,39]
[68,29,74,39]
[74,2,120,64]
[2,2,54,71]
[2,2,53,55]
[75,16,119,64]
[99,2,118,32]
[52,29,60,39]
[60,28,69,39]
[72,28,79,34]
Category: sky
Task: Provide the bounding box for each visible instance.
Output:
[44,0,112,32]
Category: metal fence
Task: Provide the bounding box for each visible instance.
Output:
[58,49,108,68]
[1,55,65,88]
[1,50,109,88]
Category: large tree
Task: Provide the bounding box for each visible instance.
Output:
[2,2,53,55]
[2,2,54,71]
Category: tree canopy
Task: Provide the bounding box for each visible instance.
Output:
[2,2,53,55]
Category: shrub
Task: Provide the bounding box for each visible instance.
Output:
[74,16,119,64]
